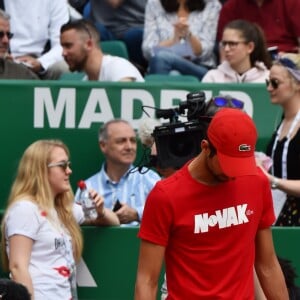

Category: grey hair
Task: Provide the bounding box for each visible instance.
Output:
[0,9,10,21]
[98,119,132,142]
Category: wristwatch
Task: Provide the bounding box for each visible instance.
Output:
[271,177,279,189]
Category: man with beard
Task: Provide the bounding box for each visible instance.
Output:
[60,19,144,82]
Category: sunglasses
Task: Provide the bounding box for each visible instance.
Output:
[48,161,71,171]
[266,78,280,89]
[0,31,14,39]
[219,40,247,49]
[210,97,244,109]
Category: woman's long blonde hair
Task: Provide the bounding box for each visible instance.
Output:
[1,139,83,270]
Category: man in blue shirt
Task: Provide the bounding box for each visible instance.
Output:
[75,119,160,225]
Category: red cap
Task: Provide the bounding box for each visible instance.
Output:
[207,108,258,177]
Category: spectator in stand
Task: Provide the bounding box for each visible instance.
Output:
[1,139,119,300]
[86,0,147,74]
[60,19,144,82]
[142,0,221,81]
[217,0,300,55]
[3,0,70,80]
[75,119,160,225]
[202,19,271,83]
[0,9,38,80]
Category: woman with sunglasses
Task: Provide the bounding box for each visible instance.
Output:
[263,58,300,226]
[202,19,271,83]
[1,139,119,299]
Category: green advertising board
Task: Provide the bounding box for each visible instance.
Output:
[0,226,299,299]
[1,80,296,300]
[0,80,282,208]
[75,226,299,300]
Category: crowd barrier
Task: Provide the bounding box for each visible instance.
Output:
[76,226,300,300]
[0,226,298,300]
[0,80,281,208]
[0,80,296,299]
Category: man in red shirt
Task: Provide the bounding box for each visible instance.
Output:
[135,108,288,299]
[217,0,300,53]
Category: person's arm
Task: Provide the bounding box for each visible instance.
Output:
[254,267,267,300]
[135,240,165,300]
[186,32,202,57]
[187,0,221,61]
[257,164,300,197]
[9,235,34,298]
[269,177,300,197]
[38,0,69,70]
[255,228,289,299]
[89,207,120,226]
[142,0,170,61]
[83,189,120,226]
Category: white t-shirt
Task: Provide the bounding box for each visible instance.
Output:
[5,200,84,300]
[83,55,144,82]
[4,0,69,70]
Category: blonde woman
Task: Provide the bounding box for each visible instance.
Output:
[264,58,300,226]
[1,139,119,299]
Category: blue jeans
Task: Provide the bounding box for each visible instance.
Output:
[148,50,209,81]
[82,1,91,19]
[94,23,147,70]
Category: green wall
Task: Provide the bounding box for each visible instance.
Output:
[0,80,281,209]
[0,81,297,299]
[76,227,299,300]
[1,226,299,300]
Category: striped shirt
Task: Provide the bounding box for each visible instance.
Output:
[75,164,161,225]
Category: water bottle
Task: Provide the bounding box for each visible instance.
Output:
[77,180,98,220]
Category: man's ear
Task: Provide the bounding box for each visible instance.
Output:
[201,139,209,151]
[99,141,105,152]
[85,38,94,51]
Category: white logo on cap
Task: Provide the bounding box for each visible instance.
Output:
[239,144,251,152]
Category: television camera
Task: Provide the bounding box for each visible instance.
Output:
[151,90,209,170]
